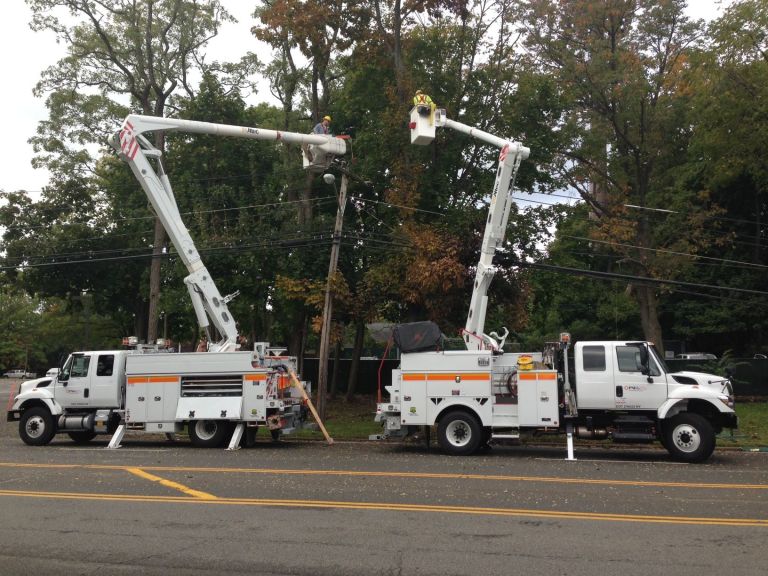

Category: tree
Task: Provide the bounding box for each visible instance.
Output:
[27,0,250,342]
[521,0,719,354]
[660,0,768,354]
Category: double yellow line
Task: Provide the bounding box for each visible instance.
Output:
[2,462,767,490]
[1,462,766,527]
[0,487,766,527]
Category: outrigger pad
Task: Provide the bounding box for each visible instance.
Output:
[393,321,442,353]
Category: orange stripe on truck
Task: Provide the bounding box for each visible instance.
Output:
[244,374,268,381]
[518,372,557,381]
[403,373,490,381]
[127,376,179,384]
[427,373,490,381]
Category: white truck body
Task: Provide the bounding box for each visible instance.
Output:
[8,113,340,449]
[377,110,738,462]
[8,346,306,448]
[376,336,737,462]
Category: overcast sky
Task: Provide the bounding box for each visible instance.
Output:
[0,0,733,194]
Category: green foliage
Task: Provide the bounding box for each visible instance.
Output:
[8,0,768,375]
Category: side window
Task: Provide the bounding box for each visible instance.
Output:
[71,356,91,378]
[582,346,606,371]
[96,355,114,377]
[616,346,642,372]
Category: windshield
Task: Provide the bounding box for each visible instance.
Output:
[59,355,73,382]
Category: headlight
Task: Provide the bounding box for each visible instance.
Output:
[718,394,734,409]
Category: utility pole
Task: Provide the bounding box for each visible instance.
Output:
[317,172,348,419]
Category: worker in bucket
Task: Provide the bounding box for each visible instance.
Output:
[313,115,332,135]
[413,89,436,124]
[413,90,436,114]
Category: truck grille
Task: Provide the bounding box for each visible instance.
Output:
[181,375,243,397]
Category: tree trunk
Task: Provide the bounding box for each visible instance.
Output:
[146,131,168,343]
[299,171,314,227]
[330,340,342,398]
[634,284,664,357]
[147,217,166,343]
[346,319,365,401]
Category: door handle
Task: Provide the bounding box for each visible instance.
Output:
[615,386,623,397]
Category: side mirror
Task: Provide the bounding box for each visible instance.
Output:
[634,348,647,373]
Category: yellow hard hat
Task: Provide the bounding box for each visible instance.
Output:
[323,115,332,121]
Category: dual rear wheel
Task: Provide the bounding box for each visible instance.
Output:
[437,411,483,456]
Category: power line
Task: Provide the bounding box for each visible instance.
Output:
[563,235,768,270]
[513,194,768,247]
[1,194,339,233]
[349,196,448,217]
[518,260,768,296]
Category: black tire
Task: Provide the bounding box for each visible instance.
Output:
[437,410,482,455]
[19,407,56,446]
[663,413,716,463]
[68,431,96,444]
[188,420,232,448]
[240,426,258,448]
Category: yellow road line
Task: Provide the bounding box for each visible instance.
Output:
[0,462,765,491]
[0,488,765,527]
[125,467,217,500]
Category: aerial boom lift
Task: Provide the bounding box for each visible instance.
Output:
[111,115,346,351]
[409,108,530,351]
[372,107,738,462]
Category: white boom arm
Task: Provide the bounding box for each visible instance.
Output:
[409,107,530,351]
[112,114,346,352]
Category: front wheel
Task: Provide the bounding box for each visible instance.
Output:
[188,420,232,448]
[19,407,56,446]
[663,413,715,463]
[437,411,482,455]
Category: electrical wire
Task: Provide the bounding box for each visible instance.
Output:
[562,235,768,270]
[517,260,768,296]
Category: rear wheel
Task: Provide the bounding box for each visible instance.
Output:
[188,420,232,448]
[437,411,482,455]
[240,426,258,448]
[663,413,715,463]
[68,431,96,444]
[19,407,56,446]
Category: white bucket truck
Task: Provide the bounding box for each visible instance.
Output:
[373,110,737,462]
[8,115,345,448]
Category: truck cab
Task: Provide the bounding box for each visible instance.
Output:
[574,341,735,416]
[8,350,128,446]
[55,351,127,409]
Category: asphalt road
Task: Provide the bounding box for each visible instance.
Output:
[1,378,767,576]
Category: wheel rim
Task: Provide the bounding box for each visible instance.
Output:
[671,423,701,453]
[194,421,219,441]
[25,415,47,439]
[445,419,472,448]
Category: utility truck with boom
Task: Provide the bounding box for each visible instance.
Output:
[8,115,346,449]
[372,108,737,462]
